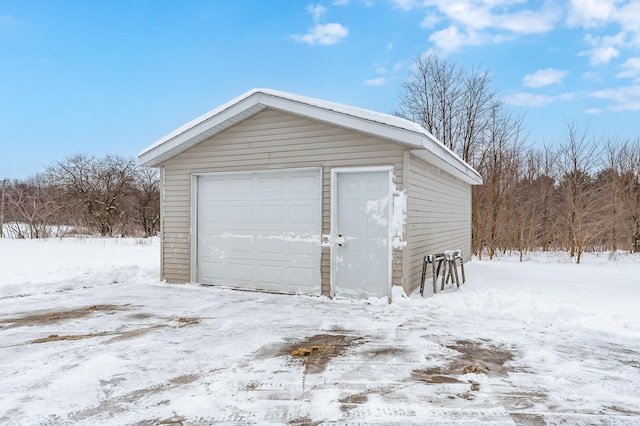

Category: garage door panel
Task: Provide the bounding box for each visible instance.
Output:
[228,235,253,255]
[229,260,258,280]
[258,264,283,285]
[288,205,317,225]
[289,240,315,256]
[289,268,314,286]
[197,168,321,294]
[199,177,226,196]
[201,261,226,281]
[257,237,285,254]
[229,177,254,196]
[289,174,317,193]
[229,205,254,223]
[258,205,283,224]
[259,176,285,194]
[199,205,227,224]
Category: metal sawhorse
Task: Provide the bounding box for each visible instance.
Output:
[420,250,465,296]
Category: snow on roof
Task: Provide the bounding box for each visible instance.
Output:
[255,88,428,135]
[138,88,482,185]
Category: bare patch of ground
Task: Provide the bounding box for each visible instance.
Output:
[339,391,370,412]
[508,413,547,425]
[605,405,640,416]
[412,339,517,401]
[0,304,128,329]
[135,416,187,425]
[108,325,168,342]
[174,317,199,326]
[363,346,409,358]
[413,339,514,381]
[446,339,514,376]
[258,332,364,374]
[287,416,322,425]
[32,332,108,344]
[23,312,201,345]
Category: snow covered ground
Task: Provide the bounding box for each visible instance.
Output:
[1,238,639,425]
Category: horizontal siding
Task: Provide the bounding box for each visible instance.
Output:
[406,154,472,296]
[161,108,405,293]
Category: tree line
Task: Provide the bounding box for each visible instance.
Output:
[0,153,159,238]
[399,54,640,261]
[2,56,639,262]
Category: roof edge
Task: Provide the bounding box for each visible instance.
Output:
[411,148,483,185]
[138,88,482,184]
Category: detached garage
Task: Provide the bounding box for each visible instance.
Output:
[139,89,482,300]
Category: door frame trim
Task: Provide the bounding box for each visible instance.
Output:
[330,166,394,299]
[190,167,323,288]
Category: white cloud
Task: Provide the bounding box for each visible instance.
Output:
[428,1,560,34]
[437,2,492,31]
[504,92,555,107]
[590,84,640,111]
[333,0,349,5]
[291,23,349,45]
[567,0,616,28]
[523,68,568,88]
[307,4,327,22]
[617,57,640,80]
[420,13,440,29]
[393,60,407,71]
[504,91,575,107]
[429,25,492,52]
[584,108,602,115]
[390,0,418,11]
[582,71,603,82]
[579,33,624,65]
[557,92,576,102]
[615,1,640,36]
[406,1,560,52]
[496,8,558,34]
[580,46,620,65]
[364,77,387,86]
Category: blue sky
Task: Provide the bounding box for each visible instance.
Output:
[1,0,639,180]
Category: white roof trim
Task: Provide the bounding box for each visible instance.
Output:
[138,88,482,185]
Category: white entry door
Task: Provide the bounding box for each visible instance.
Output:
[333,169,391,298]
[195,168,321,294]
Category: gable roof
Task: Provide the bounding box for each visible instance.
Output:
[138,88,482,185]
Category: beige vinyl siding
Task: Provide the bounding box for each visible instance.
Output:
[160,108,405,294]
[406,154,472,296]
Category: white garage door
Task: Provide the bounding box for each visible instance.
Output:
[196,168,322,294]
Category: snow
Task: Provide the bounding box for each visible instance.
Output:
[391,187,407,245]
[1,238,640,424]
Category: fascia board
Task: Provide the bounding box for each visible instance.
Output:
[138,93,264,167]
[411,147,483,185]
[418,134,483,185]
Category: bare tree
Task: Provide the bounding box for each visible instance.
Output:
[47,154,137,236]
[4,176,65,238]
[556,124,602,263]
[399,54,529,258]
[472,104,526,258]
[616,139,640,252]
[131,166,160,237]
[0,179,6,238]
[398,54,497,165]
